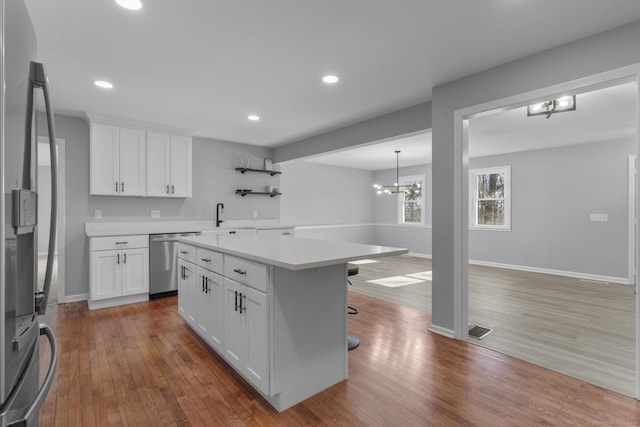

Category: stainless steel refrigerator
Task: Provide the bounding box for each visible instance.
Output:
[0,0,58,425]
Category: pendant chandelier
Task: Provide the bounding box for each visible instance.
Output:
[373,151,421,195]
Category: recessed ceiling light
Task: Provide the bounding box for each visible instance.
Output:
[322,75,339,84]
[94,80,114,89]
[248,115,260,121]
[115,0,142,10]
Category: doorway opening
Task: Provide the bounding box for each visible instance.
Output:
[456,74,639,397]
[37,137,65,305]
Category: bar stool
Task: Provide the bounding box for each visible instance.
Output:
[347,264,360,350]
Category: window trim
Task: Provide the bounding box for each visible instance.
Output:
[397,174,425,225]
[469,165,511,230]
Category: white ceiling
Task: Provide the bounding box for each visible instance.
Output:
[24,1,640,147]
[306,82,637,171]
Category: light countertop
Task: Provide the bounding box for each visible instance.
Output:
[177,234,407,270]
[85,220,295,237]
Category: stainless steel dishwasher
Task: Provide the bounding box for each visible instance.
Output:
[149,232,200,298]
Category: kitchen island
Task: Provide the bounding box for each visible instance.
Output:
[175,233,407,412]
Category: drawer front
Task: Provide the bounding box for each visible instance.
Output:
[224,255,267,293]
[91,235,148,251]
[177,243,197,263]
[196,247,223,274]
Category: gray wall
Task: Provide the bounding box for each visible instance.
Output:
[432,20,640,333]
[39,114,278,298]
[279,161,374,225]
[468,138,633,279]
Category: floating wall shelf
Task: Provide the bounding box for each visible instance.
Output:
[235,167,281,176]
[236,189,281,198]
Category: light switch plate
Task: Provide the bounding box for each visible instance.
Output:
[151,210,161,219]
[253,210,258,218]
[590,213,608,222]
[94,209,102,219]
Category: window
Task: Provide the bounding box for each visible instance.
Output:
[470,166,510,229]
[398,175,425,225]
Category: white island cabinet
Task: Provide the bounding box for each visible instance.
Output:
[176,233,406,412]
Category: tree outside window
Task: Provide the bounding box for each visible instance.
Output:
[398,175,424,224]
[470,166,510,229]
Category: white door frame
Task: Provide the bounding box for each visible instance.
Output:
[453,64,640,398]
[630,155,637,286]
[38,136,65,304]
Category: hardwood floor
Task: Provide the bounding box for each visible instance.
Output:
[38,295,640,426]
[348,255,636,397]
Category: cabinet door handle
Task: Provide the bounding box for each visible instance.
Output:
[121,182,124,192]
[123,253,127,264]
[205,277,210,293]
[166,185,170,194]
[202,275,205,292]
[115,181,119,192]
[117,253,120,264]
[233,268,246,276]
[234,291,239,312]
[171,185,175,194]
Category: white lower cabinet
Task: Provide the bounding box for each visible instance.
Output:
[223,278,268,394]
[89,235,149,310]
[177,257,196,323]
[197,266,224,352]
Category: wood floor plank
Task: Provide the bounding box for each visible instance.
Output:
[37,294,640,426]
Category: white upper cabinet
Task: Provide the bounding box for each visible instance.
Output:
[146,132,192,198]
[90,123,146,196]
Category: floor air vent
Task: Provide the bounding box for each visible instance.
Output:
[468,325,493,340]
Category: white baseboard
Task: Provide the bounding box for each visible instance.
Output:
[62,293,89,303]
[406,252,432,259]
[469,259,630,285]
[428,324,455,338]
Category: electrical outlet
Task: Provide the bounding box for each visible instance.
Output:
[94,210,102,219]
[151,210,161,219]
[590,213,608,222]
[253,210,258,218]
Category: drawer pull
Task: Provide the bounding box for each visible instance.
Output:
[115,241,128,245]
[233,268,247,275]
[180,250,189,255]
[201,258,211,263]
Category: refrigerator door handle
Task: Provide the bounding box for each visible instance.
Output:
[0,324,58,426]
[31,61,58,315]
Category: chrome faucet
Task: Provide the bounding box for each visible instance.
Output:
[216,203,224,227]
